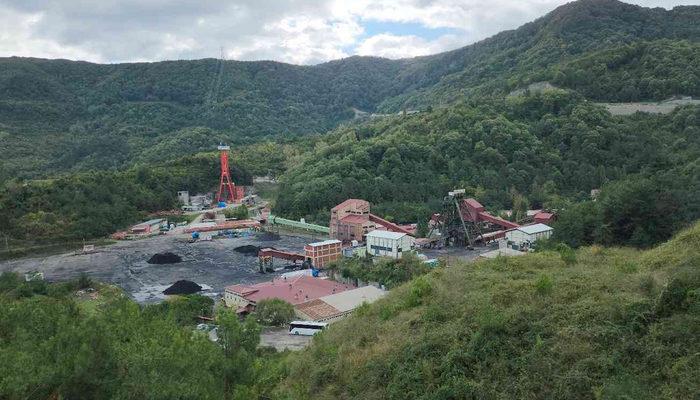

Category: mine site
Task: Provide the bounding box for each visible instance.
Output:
[0,145,549,320]
[0,229,319,303]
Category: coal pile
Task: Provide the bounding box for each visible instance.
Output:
[147,252,182,264]
[234,245,261,256]
[257,232,281,241]
[163,280,202,295]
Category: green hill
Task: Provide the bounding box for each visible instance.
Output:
[277,221,700,399]
[547,39,700,101]
[274,92,700,247]
[1,0,699,180]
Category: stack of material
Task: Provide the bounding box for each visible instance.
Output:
[163,280,202,295]
[147,252,182,264]
[234,245,262,256]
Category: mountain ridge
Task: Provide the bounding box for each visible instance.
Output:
[1,0,699,180]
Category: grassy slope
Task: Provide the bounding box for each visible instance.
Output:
[279,222,700,399]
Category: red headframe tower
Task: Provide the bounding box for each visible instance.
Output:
[216,144,242,203]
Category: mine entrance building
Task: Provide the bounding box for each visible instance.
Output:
[366,230,415,259]
[505,223,553,251]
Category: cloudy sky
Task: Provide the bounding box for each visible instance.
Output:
[0,0,697,65]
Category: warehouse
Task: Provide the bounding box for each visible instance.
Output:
[295,285,386,323]
[365,230,415,259]
[223,275,351,310]
[128,219,164,235]
[505,223,553,252]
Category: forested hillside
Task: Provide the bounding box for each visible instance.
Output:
[0,153,250,243]
[378,0,700,110]
[0,56,404,179]
[1,0,698,180]
[275,91,700,247]
[548,39,700,101]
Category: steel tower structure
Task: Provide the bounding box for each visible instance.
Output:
[216,144,241,203]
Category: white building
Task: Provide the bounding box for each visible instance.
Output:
[365,230,415,259]
[505,223,553,251]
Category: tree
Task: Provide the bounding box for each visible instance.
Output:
[552,201,601,248]
[255,298,296,326]
[225,204,249,220]
[217,309,261,395]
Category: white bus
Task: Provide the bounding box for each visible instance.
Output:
[288,321,328,336]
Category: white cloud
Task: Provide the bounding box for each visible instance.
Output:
[0,0,696,64]
[356,33,464,59]
[0,8,99,61]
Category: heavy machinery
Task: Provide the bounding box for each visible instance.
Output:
[430,190,520,247]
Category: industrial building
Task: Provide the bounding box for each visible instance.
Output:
[479,240,527,259]
[304,239,342,268]
[533,212,555,225]
[429,191,520,247]
[180,192,212,211]
[329,199,414,242]
[128,219,164,235]
[295,285,386,323]
[330,199,374,241]
[223,275,351,310]
[505,223,553,251]
[365,230,415,259]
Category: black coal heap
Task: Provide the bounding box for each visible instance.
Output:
[163,280,202,295]
[147,252,182,264]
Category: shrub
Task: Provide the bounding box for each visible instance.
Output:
[0,272,22,294]
[224,205,249,220]
[535,274,553,296]
[405,276,433,307]
[557,243,577,265]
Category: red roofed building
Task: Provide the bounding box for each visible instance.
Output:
[534,212,556,225]
[330,198,414,242]
[330,199,377,242]
[223,275,352,310]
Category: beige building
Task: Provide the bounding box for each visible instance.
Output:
[329,199,376,242]
[304,239,342,268]
[295,285,386,323]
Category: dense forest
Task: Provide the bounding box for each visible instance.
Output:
[0,153,249,243]
[1,0,699,180]
[275,91,700,247]
[548,40,700,101]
